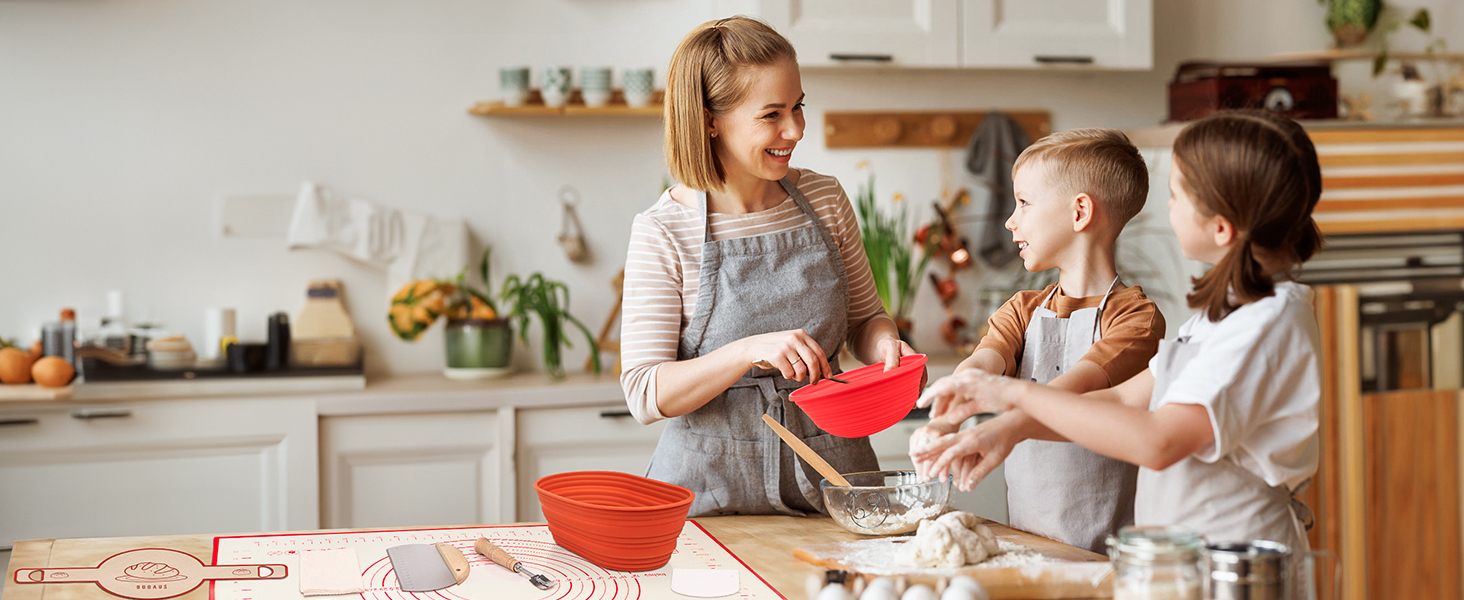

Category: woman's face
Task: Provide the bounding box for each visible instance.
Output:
[709,60,805,184]
[1168,162,1227,264]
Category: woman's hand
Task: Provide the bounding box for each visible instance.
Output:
[917,369,1022,421]
[876,337,917,370]
[737,329,831,382]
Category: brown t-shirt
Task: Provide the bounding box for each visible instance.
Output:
[976,282,1165,386]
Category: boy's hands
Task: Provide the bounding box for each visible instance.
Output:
[908,418,958,481]
[913,417,1022,491]
[917,369,1022,421]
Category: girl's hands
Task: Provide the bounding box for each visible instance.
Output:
[914,418,1020,491]
[908,419,958,481]
[739,329,831,382]
[917,369,1022,421]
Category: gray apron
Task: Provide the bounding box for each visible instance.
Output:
[1006,278,1139,553]
[644,178,879,517]
[1137,335,1312,595]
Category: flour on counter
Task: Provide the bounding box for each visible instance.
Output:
[826,538,1052,577]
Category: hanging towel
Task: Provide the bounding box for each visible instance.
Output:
[286,182,469,292]
[965,112,1032,268]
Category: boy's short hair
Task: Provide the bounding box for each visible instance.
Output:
[1012,128,1149,227]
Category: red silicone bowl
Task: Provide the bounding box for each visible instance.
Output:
[789,354,928,438]
[535,471,694,572]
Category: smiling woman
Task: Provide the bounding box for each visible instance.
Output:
[618,16,921,518]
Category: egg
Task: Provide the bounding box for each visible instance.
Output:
[901,584,936,600]
[31,356,75,388]
[943,577,988,600]
[816,583,853,600]
[860,581,899,600]
[0,348,33,384]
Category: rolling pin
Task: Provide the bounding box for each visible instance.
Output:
[474,537,556,590]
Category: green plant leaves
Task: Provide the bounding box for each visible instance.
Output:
[500,272,601,378]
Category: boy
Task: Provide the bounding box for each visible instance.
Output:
[909,128,1164,553]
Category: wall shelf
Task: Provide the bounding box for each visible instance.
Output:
[824,110,1052,148]
[469,89,663,117]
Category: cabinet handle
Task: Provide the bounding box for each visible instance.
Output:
[599,409,633,419]
[0,418,40,427]
[71,409,133,420]
[1034,55,1095,65]
[830,53,894,63]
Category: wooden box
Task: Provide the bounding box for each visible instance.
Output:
[1168,61,1337,121]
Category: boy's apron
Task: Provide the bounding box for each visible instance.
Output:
[644,178,879,517]
[1136,335,1313,597]
[1006,277,1139,553]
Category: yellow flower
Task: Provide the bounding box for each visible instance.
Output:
[893,193,905,203]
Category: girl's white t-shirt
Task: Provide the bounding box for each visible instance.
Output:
[1150,280,1321,491]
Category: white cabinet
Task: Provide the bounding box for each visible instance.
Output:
[0,397,317,549]
[866,416,1008,523]
[319,410,509,529]
[962,0,1152,69]
[752,0,960,67]
[515,403,666,521]
[737,0,1150,69]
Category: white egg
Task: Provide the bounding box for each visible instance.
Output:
[901,584,936,600]
[816,583,853,600]
[942,577,988,600]
[860,582,899,600]
[807,574,826,600]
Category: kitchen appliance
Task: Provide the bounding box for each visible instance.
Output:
[13,547,286,600]
[1168,61,1338,121]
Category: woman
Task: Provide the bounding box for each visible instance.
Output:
[619,16,916,517]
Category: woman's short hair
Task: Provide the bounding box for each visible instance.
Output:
[664,16,796,191]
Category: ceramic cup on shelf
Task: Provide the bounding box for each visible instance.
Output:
[580,66,613,108]
[499,66,531,107]
[623,67,655,108]
[541,66,572,108]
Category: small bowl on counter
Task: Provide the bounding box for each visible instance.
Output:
[822,470,951,535]
[146,336,197,371]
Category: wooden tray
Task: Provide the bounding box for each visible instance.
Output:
[0,383,73,401]
[794,517,1112,599]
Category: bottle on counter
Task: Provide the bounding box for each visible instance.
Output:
[98,290,131,354]
[42,308,78,368]
[1107,526,1202,600]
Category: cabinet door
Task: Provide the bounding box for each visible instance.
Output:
[866,417,1008,523]
[962,0,1152,69]
[516,404,666,521]
[0,398,317,549]
[754,0,959,67]
[319,411,504,529]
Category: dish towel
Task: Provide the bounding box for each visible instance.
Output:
[964,111,1032,269]
[287,182,470,292]
[298,548,364,596]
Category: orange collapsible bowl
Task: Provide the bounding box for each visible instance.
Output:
[535,471,694,572]
[789,354,928,438]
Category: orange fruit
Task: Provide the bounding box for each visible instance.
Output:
[31,357,75,388]
[0,348,33,384]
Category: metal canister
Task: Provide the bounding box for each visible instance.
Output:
[1203,540,1292,600]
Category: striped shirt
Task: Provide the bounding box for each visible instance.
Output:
[619,168,893,424]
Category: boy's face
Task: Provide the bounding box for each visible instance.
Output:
[1006,160,1076,272]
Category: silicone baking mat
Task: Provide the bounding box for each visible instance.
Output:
[210,521,784,600]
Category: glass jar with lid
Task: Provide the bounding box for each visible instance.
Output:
[1107,525,1203,600]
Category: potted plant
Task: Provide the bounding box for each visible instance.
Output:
[853,166,937,340]
[499,272,600,379]
[389,248,514,379]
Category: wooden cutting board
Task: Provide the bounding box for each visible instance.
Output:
[794,517,1113,599]
[0,383,73,401]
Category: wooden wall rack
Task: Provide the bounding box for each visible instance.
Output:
[824,110,1052,149]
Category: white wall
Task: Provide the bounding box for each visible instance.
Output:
[2,0,1420,376]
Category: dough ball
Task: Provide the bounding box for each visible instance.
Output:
[898,511,1002,568]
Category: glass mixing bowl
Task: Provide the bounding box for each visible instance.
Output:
[821,470,951,535]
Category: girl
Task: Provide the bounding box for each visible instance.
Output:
[918,110,1323,561]
[619,16,917,517]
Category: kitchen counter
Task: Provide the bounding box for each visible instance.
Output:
[2,515,1105,600]
[1,516,879,600]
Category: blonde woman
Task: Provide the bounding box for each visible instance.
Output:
[619,16,917,517]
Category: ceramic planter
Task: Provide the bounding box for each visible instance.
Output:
[443,318,512,379]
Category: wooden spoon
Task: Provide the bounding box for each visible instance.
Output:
[761,414,852,486]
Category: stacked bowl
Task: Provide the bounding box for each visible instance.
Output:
[790,354,929,438]
[535,471,694,572]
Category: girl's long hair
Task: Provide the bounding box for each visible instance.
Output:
[1174,110,1323,321]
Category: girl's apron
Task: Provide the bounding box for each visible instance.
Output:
[1137,334,1313,598]
[644,178,879,517]
[1006,278,1140,553]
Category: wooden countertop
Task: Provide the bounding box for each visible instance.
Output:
[3,515,1102,600]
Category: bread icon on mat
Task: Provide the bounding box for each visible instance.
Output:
[115,562,187,582]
